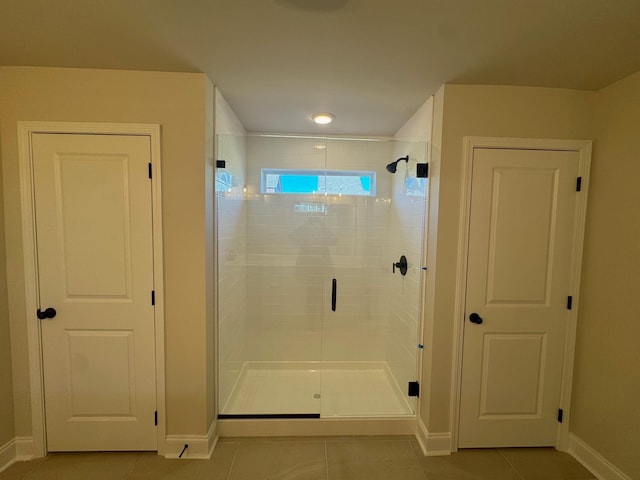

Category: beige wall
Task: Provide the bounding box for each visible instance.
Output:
[570,71,640,479]
[394,98,433,144]
[424,84,595,434]
[0,150,15,447]
[0,67,211,438]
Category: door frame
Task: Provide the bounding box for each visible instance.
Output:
[17,122,166,457]
[450,137,592,452]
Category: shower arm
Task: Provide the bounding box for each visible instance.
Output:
[386,155,409,174]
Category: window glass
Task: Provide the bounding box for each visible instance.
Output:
[262,169,376,196]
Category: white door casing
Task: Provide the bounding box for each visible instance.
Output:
[453,138,591,451]
[18,123,165,456]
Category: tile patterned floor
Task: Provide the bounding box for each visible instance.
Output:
[0,436,597,480]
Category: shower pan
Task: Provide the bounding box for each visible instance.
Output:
[215,134,428,422]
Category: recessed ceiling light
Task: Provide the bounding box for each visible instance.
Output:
[312,112,334,125]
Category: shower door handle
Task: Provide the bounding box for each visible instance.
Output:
[331,279,337,312]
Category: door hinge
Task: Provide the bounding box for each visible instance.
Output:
[151,290,155,306]
[154,411,158,426]
[557,408,564,423]
[567,296,573,310]
[148,163,153,179]
[576,177,582,192]
[416,163,429,178]
[408,381,420,397]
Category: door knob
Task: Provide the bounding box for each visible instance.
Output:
[37,307,57,320]
[468,312,483,324]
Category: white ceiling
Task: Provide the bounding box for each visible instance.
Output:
[1,0,639,135]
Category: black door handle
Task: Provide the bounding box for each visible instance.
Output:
[37,307,57,320]
[468,312,483,325]
[331,279,337,312]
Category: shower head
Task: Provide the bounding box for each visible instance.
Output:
[386,155,409,174]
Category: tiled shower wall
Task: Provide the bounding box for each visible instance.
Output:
[243,137,395,364]
[216,134,248,411]
[320,139,395,364]
[244,137,327,362]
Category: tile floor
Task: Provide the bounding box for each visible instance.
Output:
[0,436,596,480]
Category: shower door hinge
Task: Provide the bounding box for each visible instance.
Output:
[216,160,226,169]
[416,163,429,178]
[408,381,420,397]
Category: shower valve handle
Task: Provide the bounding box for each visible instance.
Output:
[393,255,408,276]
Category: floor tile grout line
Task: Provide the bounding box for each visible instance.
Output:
[323,441,329,480]
[224,443,241,480]
[498,448,526,480]
[406,439,429,479]
[124,451,146,479]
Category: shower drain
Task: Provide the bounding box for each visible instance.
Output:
[313,393,321,399]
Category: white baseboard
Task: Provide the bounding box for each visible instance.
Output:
[415,420,451,456]
[0,435,35,473]
[568,433,631,480]
[15,436,34,461]
[0,438,16,474]
[164,421,217,460]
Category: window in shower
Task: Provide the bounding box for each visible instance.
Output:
[261,168,376,196]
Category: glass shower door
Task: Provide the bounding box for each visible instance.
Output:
[319,138,428,417]
[216,134,428,419]
[217,134,327,417]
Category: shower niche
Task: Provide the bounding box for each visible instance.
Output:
[216,135,428,419]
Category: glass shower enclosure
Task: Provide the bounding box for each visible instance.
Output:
[216,135,427,418]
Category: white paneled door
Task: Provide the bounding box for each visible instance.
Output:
[458,147,579,447]
[32,133,157,451]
